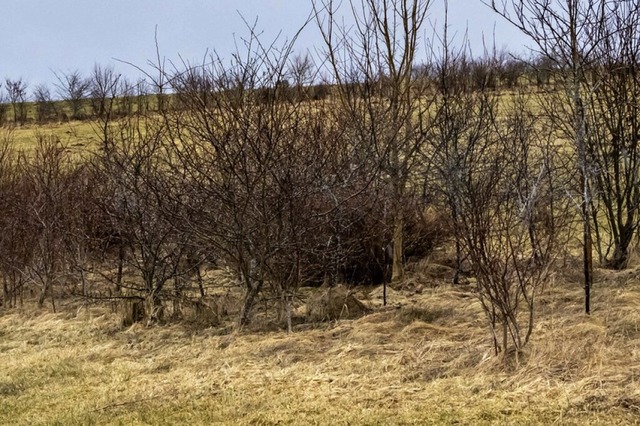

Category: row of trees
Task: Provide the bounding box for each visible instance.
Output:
[0,67,158,125]
[0,55,575,127]
[0,0,639,359]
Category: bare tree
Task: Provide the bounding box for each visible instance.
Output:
[0,83,8,127]
[135,78,151,115]
[581,1,640,269]
[314,0,435,286]
[496,50,527,89]
[485,0,610,314]
[89,63,121,120]
[288,53,317,100]
[116,77,136,118]
[5,77,28,125]
[118,27,169,113]
[33,83,57,123]
[427,36,492,284]
[54,70,91,120]
[424,11,570,356]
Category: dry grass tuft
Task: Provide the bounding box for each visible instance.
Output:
[306,284,371,322]
[2,266,640,424]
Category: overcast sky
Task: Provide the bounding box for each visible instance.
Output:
[0,1,531,89]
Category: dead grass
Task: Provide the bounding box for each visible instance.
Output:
[1,267,640,425]
[7,120,99,153]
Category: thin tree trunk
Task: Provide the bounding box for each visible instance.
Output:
[239,280,262,328]
[2,276,9,309]
[173,277,182,320]
[383,280,387,307]
[50,290,56,314]
[196,267,205,298]
[80,269,86,297]
[115,242,124,296]
[286,292,292,333]
[37,279,49,309]
[447,194,463,284]
[145,292,164,324]
[502,321,508,359]
[19,274,23,307]
[2,275,8,308]
[583,189,593,315]
[609,226,634,270]
[572,5,593,315]
[391,209,404,282]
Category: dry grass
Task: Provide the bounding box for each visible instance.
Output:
[1,264,640,425]
[6,120,99,153]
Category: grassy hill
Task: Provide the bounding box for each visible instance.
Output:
[5,120,98,153]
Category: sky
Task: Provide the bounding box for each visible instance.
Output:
[0,1,531,90]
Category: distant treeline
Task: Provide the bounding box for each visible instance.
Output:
[0,52,560,127]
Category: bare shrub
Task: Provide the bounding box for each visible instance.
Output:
[0,130,22,307]
[162,24,362,330]
[454,94,570,357]
[94,114,192,324]
[17,135,78,309]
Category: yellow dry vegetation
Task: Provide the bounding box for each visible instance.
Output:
[1,260,640,425]
[6,120,99,153]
